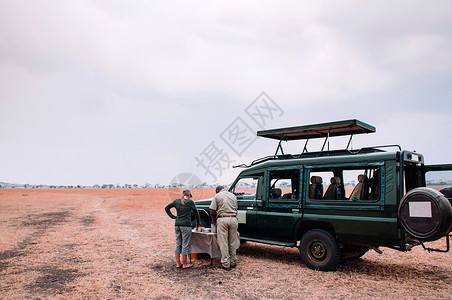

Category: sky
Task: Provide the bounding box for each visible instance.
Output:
[1,1,451,187]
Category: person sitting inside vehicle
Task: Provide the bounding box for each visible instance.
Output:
[309,176,323,199]
[350,174,370,201]
[349,174,363,200]
[323,177,343,200]
[270,188,282,199]
[367,174,379,200]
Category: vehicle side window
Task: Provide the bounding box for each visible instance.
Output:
[343,168,380,201]
[309,167,381,201]
[308,171,337,200]
[268,169,300,201]
[232,177,259,200]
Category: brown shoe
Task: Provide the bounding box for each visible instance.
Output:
[221,265,231,271]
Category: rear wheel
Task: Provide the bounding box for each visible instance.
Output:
[300,229,340,271]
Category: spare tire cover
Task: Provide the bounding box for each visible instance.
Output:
[398,187,452,241]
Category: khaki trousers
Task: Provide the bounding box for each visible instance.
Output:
[216,217,238,268]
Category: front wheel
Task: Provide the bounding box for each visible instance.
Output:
[300,229,340,271]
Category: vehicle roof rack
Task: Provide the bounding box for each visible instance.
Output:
[233,147,390,168]
[257,119,375,156]
[257,119,375,141]
[233,119,380,168]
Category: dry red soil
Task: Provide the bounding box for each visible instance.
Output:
[0,189,451,299]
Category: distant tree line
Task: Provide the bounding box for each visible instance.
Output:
[426,180,452,185]
[0,182,222,189]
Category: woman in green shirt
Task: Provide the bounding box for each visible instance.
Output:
[165,189,200,268]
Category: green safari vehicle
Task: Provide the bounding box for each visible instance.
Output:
[194,119,452,271]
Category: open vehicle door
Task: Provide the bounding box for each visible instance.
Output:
[422,164,452,201]
[398,163,452,251]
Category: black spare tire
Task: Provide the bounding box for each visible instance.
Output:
[399,187,452,241]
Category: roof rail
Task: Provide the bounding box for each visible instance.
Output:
[360,144,401,152]
[233,145,398,168]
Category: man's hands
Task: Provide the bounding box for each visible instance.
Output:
[210,209,217,224]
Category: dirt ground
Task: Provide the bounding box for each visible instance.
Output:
[0,189,451,299]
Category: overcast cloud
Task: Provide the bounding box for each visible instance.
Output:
[1,1,451,186]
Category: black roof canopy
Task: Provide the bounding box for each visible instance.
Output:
[257,119,376,141]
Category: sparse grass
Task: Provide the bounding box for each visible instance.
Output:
[0,188,450,299]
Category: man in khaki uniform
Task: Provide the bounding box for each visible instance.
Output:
[210,186,238,270]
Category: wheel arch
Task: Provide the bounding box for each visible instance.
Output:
[198,209,211,224]
[295,220,336,241]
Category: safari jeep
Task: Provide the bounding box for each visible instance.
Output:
[194,119,452,271]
